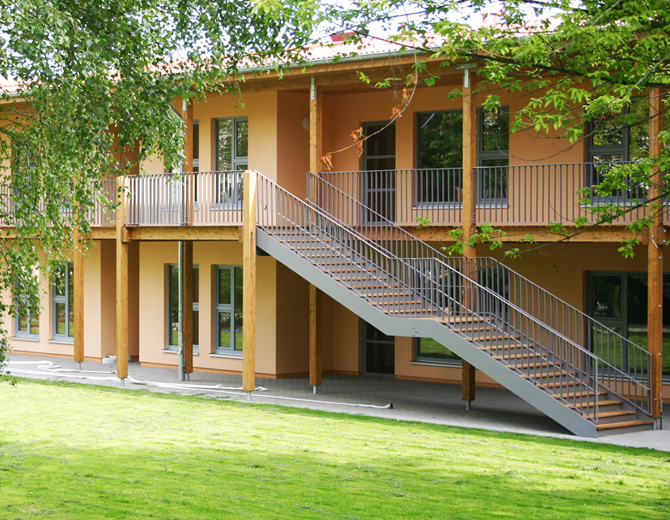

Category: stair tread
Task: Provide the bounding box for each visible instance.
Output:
[467,335,520,342]
[596,419,654,431]
[554,390,607,399]
[478,343,528,351]
[572,400,623,409]
[593,410,637,419]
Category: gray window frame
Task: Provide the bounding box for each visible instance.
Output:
[214,117,248,207]
[15,275,39,339]
[166,264,199,353]
[215,265,243,356]
[52,261,74,342]
[476,107,510,206]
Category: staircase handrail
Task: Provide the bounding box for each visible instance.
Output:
[259,172,648,418]
[307,171,652,416]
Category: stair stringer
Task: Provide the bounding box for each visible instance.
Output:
[257,229,598,437]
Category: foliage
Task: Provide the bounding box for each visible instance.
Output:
[0,0,325,371]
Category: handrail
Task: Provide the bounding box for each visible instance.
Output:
[307,171,652,417]
[261,171,647,418]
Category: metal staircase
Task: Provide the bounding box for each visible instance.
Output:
[254,171,655,437]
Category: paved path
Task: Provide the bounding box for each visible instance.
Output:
[5,353,669,452]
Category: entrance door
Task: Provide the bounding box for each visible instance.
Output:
[363,321,395,375]
[363,121,396,223]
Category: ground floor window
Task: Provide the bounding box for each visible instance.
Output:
[167,264,199,352]
[588,271,670,377]
[415,337,460,364]
[15,272,39,338]
[215,265,243,355]
[52,261,73,341]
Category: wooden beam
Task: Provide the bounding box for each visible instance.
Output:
[309,284,322,389]
[309,77,323,176]
[183,240,194,374]
[115,175,129,380]
[242,170,257,393]
[648,88,665,421]
[126,226,241,241]
[73,230,84,364]
[462,362,476,408]
[461,67,478,403]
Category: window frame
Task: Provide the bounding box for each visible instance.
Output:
[52,261,74,342]
[415,109,464,207]
[14,273,40,339]
[476,107,510,206]
[214,265,243,356]
[214,117,248,207]
[166,263,199,353]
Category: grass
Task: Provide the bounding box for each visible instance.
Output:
[1,380,669,520]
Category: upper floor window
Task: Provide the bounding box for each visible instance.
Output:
[192,120,200,173]
[587,99,649,200]
[215,117,248,206]
[416,110,463,205]
[477,107,509,203]
[52,261,73,341]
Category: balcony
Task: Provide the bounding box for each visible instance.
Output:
[319,163,662,229]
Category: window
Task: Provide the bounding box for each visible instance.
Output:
[52,262,73,341]
[415,337,460,363]
[417,110,463,205]
[587,99,649,200]
[215,265,243,354]
[15,272,40,338]
[215,117,248,205]
[588,271,670,378]
[192,120,199,173]
[477,107,509,202]
[167,264,199,352]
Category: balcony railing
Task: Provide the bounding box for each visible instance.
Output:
[321,163,661,228]
[125,171,243,226]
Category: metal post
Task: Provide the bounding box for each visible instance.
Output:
[178,241,185,381]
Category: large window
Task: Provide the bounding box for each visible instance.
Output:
[215,265,243,355]
[52,262,73,341]
[215,117,248,205]
[587,99,649,200]
[588,271,670,378]
[417,110,463,205]
[477,108,509,203]
[167,264,199,352]
[15,272,40,338]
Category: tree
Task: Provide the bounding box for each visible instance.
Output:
[0,0,327,373]
[323,0,670,254]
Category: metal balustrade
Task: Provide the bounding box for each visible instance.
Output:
[125,171,243,226]
[320,163,662,227]
[307,171,652,417]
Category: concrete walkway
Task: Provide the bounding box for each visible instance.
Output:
[5,353,669,452]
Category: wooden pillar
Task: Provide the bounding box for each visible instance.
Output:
[183,100,195,225]
[183,240,194,375]
[73,230,84,364]
[461,66,478,406]
[242,170,257,393]
[648,88,665,422]
[309,77,323,391]
[115,175,129,380]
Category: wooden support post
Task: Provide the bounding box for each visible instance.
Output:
[461,67,478,406]
[183,100,194,225]
[115,175,129,380]
[308,77,323,392]
[648,88,665,422]
[73,230,84,365]
[242,170,257,393]
[309,284,322,392]
[183,240,194,375]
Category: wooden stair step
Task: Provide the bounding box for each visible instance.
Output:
[437,316,488,324]
[493,352,539,360]
[372,300,422,307]
[521,371,571,379]
[542,380,578,389]
[571,400,623,409]
[326,268,376,273]
[467,335,520,342]
[458,326,495,333]
[592,410,637,420]
[554,389,607,399]
[596,419,654,431]
[387,309,436,315]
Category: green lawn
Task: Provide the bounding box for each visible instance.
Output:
[0,380,668,520]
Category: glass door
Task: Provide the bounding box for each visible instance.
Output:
[362,321,395,375]
[363,121,396,224]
